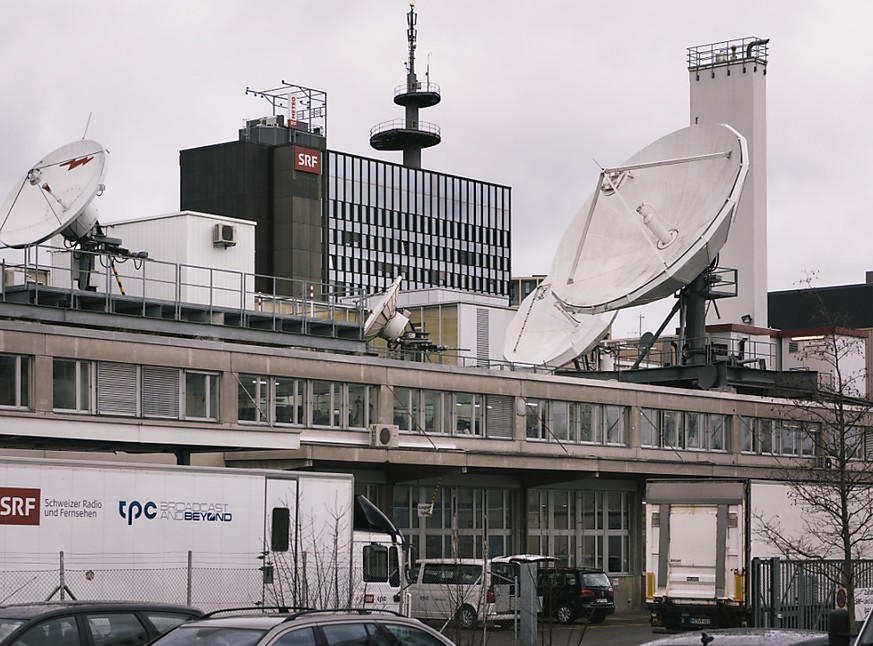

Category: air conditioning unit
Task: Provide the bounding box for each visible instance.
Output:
[213,223,237,247]
[370,424,400,448]
[262,115,282,127]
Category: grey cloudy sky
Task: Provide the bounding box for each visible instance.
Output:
[2,1,871,335]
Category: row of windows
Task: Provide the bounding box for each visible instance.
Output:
[330,265,503,296]
[641,408,730,452]
[740,416,817,457]
[328,242,508,275]
[391,388,514,439]
[328,152,510,227]
[238,374,378,430]
[525,399,628,446]
[54,359,219,421]
[332,202,510,248]
[527,489,631,573]
[3,353,867,462]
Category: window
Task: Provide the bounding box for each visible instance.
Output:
[740,416,818,457]
[0,354,29,409]
[184,372,218,420]
[642,408,729,452]
[18,616,79,646]
[527,489,630,574]
[274,627,318,646]
[527,399,628,446]
[363,544,399,586]
[53,359,91,412]
[86,613,147,646]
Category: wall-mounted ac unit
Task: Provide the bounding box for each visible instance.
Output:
[213,223,237,247]
[370,424,400,448]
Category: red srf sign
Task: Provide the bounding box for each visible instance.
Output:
[0,487,40,525]
[294,147,321,174]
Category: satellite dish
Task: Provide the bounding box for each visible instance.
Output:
[549,124,748,313]
[504,283,615,367]
[0,140,107,248]
[363,276,410,343]
[504,124,748,366]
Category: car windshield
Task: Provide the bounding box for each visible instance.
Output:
[0,619,25,641]
[149,626,267,646]
[581,572,611,587]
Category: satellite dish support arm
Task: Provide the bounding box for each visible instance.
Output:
[631,296,683,370]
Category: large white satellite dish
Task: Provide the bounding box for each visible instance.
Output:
[0,140,107,248]
[550,124,748,313]
[505,124,748,367]
[363,275,410,343]
[504,282,615,367]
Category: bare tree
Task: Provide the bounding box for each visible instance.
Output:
[755,277,873,631]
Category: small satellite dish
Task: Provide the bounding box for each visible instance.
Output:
[0,140,107,248]
[504,124,748,366]
[363,275,410,343]
[504,283,615,367]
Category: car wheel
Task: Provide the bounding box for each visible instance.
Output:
[588,614,606,625]
[456,604,477,629]
[555,603,575,624]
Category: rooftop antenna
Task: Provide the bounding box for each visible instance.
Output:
[81,112,93,140]
[505,124,749,368]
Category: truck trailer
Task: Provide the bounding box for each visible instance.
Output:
[0,456,405,612]
[645,479,748,629]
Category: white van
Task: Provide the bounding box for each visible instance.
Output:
[405,558,516,628]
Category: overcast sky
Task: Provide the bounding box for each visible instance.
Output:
[2,1,871,336]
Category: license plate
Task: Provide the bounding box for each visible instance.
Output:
[689,617,711,625]
[595,599,609,603]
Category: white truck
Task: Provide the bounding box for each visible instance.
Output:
[0,456,405,612]
[645,479,748,629]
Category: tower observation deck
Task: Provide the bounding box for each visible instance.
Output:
[370,2,441,169]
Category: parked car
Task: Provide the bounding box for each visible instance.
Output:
[0,601,201,646]
[148,608,457,646]
[406,557,515,628]
[536,566,615,624]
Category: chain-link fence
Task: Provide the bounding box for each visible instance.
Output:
[0,552,264,613]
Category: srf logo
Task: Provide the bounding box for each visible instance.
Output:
[118,500,157,526]
[0,487,40,525]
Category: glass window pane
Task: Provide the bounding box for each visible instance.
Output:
[0,355,17,407]
[53,359,78,410]
[275,377,299,424]
[185,372,212,419]
[348,383,367,429]
[238,374,262,423]
[311,380,332,426]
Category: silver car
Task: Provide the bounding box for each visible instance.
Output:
[148,608,456,646]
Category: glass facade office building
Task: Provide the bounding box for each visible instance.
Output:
[326,151,511,296]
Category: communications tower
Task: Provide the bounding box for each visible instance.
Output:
[370,3,441,169]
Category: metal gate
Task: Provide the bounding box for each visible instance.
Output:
[750,558,873,630]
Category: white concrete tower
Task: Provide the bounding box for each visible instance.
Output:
[689,38,769,328]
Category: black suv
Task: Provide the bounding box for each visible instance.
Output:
[0,601,201,646]
[537,567,615,624]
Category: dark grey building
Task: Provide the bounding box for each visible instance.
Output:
[180,119,511,299]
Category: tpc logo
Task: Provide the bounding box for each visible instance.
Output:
[118,500,157,526]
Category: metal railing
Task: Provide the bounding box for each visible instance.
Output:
[369,118,441,139]
[1,245,367,335]
[688,37,770,70]
[751,557,873,630]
